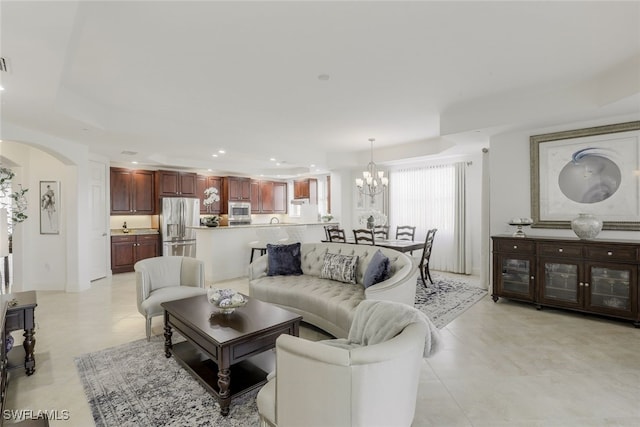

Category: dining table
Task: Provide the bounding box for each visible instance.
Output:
[322,238,423,254]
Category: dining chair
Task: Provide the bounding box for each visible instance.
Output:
[327,228,347,243]
[373,225,389,240]
[396,225,416,241]
[324,224,340,241]
[396,225,417,254]
[353,229,375,245]
[419,228,437,286]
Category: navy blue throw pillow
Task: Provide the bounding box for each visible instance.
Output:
[363,249,390,288]
[267,243,303,276]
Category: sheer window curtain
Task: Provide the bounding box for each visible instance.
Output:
[389,162,471,274]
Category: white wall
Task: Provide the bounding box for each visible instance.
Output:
[490,113,640,242]
[1,123,91,292]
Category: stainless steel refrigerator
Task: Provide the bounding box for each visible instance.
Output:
[160,197,200,257]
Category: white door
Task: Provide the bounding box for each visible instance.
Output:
[89,160,108,281]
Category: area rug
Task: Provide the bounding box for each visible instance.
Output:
[415,273,487,328]
[76,275,485,426]
[75,337,259,427]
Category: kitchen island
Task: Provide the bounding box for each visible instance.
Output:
[195,222,337,283]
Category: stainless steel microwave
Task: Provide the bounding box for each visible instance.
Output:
[228,202,251,224]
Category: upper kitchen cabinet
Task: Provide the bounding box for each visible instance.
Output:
[273,182,287,213]
[110,168,155,214]
[251,180,288,214]
[197,175,222,214]
[156,170,198,197]
[294,178,317,203]
[224,177,251,201]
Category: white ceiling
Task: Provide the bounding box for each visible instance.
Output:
[1,1,639,177]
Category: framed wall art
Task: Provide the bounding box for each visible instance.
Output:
[530,121,640,231]
[40,181,60,234]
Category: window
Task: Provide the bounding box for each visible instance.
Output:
[389,163,470,273]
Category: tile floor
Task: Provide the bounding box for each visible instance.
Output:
[5,272,640,426]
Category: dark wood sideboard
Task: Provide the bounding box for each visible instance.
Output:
[492,235,639,327]
[0,292,48,426]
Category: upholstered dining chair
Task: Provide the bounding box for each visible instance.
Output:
[327,227,347,243]
[373,225,389,240]
[353,228,375,245]
[135,256,207,340]
[419,228,438,286]
[257,299,440,427]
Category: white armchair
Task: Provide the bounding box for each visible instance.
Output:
[257,300,439,427]
[135,256,207,340]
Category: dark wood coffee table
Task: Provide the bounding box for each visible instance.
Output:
[162,294,302,416]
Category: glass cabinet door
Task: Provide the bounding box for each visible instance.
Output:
[586,264,636,317]
[539,260,582,308]
[497,255,534,301]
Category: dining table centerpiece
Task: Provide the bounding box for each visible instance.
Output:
[358,209,387,230]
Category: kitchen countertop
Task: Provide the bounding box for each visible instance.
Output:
[111,228,159,235]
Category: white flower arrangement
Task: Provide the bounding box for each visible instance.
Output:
[358,209,387,228]
[0,167,29,226]
[203,186,220,206]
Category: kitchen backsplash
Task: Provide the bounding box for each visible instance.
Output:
[110,215,158,230]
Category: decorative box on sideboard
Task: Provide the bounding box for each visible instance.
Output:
[492,235,639,327]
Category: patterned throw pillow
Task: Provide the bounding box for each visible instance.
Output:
[319,253,359,284]
[267,243,303,276]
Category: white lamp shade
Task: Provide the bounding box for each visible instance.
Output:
[0,208,8,258]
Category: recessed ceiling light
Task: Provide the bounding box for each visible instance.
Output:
[310,164,315,168]
[270,158,276,162]
[212,154,218,157]
[218,150,225,154]
[0,86,4,91]
[131,161,138,164]
[207,169,212,172]
[276,163,281,166]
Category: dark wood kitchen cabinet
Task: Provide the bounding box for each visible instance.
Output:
[111,234,159,273]
[156,170,198,197]
[197,175,222,214]
[273,182,287,213]
[293,178,317,203]
[225,177,251,201]
[251,180,287,214]
[492,235,639,327]
[110,168,156,214]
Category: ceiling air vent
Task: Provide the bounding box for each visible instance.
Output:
[120,150,138,156]
[0,57,8,73]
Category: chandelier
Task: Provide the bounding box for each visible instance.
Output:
[355,138,388,203]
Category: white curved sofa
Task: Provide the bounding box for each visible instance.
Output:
[248,242,418,338]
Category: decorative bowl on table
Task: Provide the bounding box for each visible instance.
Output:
[207,288,247,314]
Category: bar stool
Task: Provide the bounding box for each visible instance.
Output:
[249,227,286,263]
[279,225,307,244]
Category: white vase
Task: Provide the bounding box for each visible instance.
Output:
[571,213,602,240]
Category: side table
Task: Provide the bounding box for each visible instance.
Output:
[3,291,37,376]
